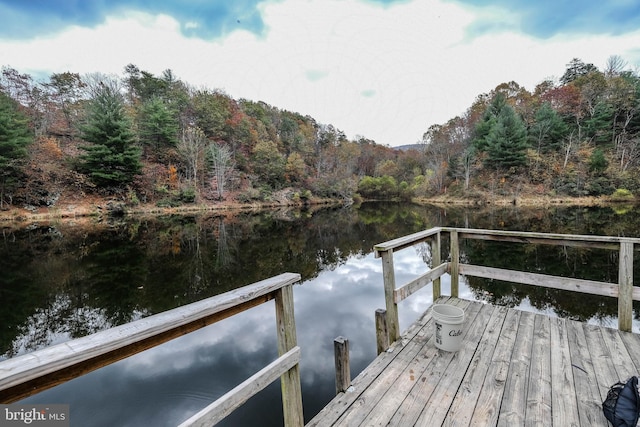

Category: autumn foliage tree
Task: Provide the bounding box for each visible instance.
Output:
[251,140,286,189]
[207,142,234,199]
[177,126,207,188]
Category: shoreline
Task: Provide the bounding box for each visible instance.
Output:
[416,194,618,207]
[0,194,634,228]
[0,197,345,228]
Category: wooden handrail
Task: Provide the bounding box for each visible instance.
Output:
[0,272,304,426]
[373,228,442,256]
[458,264,640,298]
[178,347,301,427]
[442,227,640,248]
[375,227,638,351]
[393,263,448,304]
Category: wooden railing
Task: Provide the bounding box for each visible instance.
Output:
[0,272,304,427]
[373,227,640,353]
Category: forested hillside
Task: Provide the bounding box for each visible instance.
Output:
[0,56,638,212]
[422,56,640,203]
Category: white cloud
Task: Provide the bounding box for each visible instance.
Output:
[0,0,639,146]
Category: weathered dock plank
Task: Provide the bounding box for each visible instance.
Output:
[361,299,480,427]
[384,301,483,427]
[565,320,606,426]
[433,305,508,426]
[584,324,621,403]
[467,309,519,426]
[497,310,535,427]
[619,328,640,373]
[307,298,637,427]
[549,317,580,427]
[413,303,497,426]
[600,326,637,381]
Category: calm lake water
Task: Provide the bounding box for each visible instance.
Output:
[2,202,640,426]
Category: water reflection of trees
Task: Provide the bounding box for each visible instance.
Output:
[0,204,432,357]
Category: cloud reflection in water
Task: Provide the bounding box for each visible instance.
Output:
[21,245,445,426]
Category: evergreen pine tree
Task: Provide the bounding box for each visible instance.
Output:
[78,85,142,187]
[530,102,569,153]
[588,148,608,173]
[472,93,528,170]
[472,93,508,152]
[584,102,614,145]
[0,92,32,206]
[138,96,179,152]
[484,104,528,169]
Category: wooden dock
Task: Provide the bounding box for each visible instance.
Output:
[307,297,640,426]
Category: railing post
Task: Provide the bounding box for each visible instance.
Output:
[432,231,442,300]
[334,337,351,394]
[380,249,400,342]
[375,308,389,355]
[275,284,304,427]
[449,230,459,298]
[618,241,633,332]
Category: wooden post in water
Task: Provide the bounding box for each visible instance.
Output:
[449,230,459,298]
[380,249,400,342]
[618,241,634,332]
[275,285,304,427]
[432,232,442,300]
[334,337,351,394]
[375,308,389,355]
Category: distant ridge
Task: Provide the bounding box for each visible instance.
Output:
[394,144,422,151]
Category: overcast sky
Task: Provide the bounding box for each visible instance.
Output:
[1,0,639,147]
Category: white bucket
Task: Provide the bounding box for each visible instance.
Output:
[432,304,465,352]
